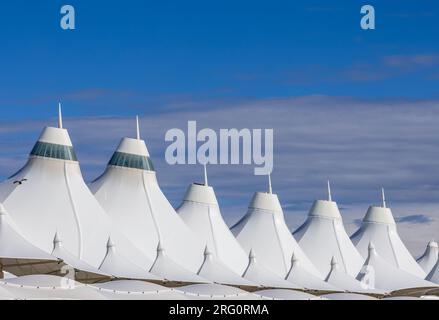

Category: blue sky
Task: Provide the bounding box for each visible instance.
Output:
[0,1,439,254]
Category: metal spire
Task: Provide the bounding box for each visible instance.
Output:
[136,115,140,140]
[381,187,386,208]
[268,173,272,194]
[327,180,332,201]
[58,102,63,129]
[203,164,208,186]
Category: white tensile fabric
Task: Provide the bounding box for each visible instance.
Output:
[0,275,105,300]
[197,246,256,286]
[242,249,301,289]
[176,283,259,300]
[356,243,437,291]
[351,205,426,278]
[0,125,154,279]
[321,293,378,300]
[426,260,439,284]
[285,253,340,291]
[90,136,205,277]
[417,240,438,275]
[177,182,249,278]
[254,289,321,300]
[294,199,364,277]
[325,256,382,294]
[149,242,208,283]
[231,191,321,280]
[0,203,54,261]
[90,280,186,300]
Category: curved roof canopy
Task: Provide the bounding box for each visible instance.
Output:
[294,185,364,277]
[356,243,436,291]
[231,180,321,280]
[176,172,249,277]
[417,240,438,275]
[0,110,156,280]
[90,118,205,277]
[350,197,426,278]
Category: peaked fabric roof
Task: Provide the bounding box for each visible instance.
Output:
[242,250,301,289]
[90,136,205,276]
[197,246,256,286]
[417,240,438,275]
[357,243,436,291]
[426,259,439,284]
[325,256,383,294]
[285,253,340,291]
[177,182,249,276]
[0,122,155,278]
[232,191,321,279]
[294,199,364,277]
[351,205,426,278]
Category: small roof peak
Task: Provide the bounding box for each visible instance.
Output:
[327,180,332,201]
[58,102,63,129]
[106,237,115,249]
[204,245,213,256]
[249,249,256,260]
[368,241,376,252]
[136,115,140,140]
[157,241,164,252]
[428,240,438,248]
[53,231,61,244]
[330,256,338,268]
[381,187,386,208]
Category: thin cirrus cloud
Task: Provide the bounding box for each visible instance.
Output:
[0,94,438,255]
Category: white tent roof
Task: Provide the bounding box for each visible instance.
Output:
[254,289,321,300]
[0,203,54,261]
[149,242,208,283]
[98,238,162,281]
[356,243,436,291]
[351,204,426,278]
[417,240,438,275]
[231,189,321,279]
[1,275,105,300]
[91,280,186,300]
[325,256,383,294]
[90,130,205,276]
[285,253,340,291]
[0,117,156,279]
[426,259,439,284]
[176,283,259,300]
[321,293,378,300]
[294,199,364,277]
[177,180,249,276]
[242,249,300,289]
[197,245,256,286]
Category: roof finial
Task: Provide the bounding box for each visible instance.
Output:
[203,164,208,186]
[136,115,140,140]
[58,102,63,129]
[268,173,273,194]
[327,180,332,201]
[381,187,386,208]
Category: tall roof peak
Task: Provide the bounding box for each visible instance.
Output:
[327,180,332,201]
[136,115,140,140]
[58,102,63,129]
[381,188,387,208]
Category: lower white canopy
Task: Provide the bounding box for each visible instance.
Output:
[321,293,378,300]
[176,283,259,300]
[254,289,321,300]
[356,243,437,291]
[426,260,439,284]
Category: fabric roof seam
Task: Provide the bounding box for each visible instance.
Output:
[63,162,83,259]
[270,213,288,274]
[206,206,219,256]
[141,171,162,241]
[386,225,400,268]
[331,220,348,273]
